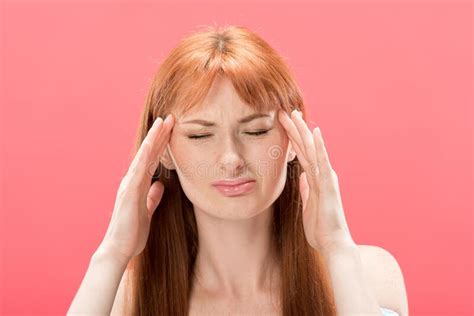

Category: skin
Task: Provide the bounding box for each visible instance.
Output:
[67,114,175,316]
[69,76,403,315]
[160,76,296,312]
[160,75,377,314]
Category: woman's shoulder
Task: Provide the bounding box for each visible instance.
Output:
[357,244,398,263]
[357,244,408,316]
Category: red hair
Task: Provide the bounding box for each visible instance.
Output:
[123,25,337,316]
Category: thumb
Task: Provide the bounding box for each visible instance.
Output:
[147,180,165,219]
[299,172,310,213]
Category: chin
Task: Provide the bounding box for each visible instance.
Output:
[199,197,270,220]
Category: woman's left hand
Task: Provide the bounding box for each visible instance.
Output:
[278,109,356,253]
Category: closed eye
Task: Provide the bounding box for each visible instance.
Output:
[188,134,212,139]
[188,130,270,140]
[245,130,269,136]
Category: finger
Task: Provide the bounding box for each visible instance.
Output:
[149,114,175,165]
[278,110,307,160]
[278,110,319,187]
[144,130,173,180]
[278,110,306,155]
[289,110,321,185]
[299,172,310,212]
[147,180,165,220]
[287,133,310,169]
[143,115,174,178]
[127,117,164,179]
[290,110,318,169]
[313,127,333,177]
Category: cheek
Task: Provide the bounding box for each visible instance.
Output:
[264,131,289,162]
[248,139,288,181]
[168,137,214,181]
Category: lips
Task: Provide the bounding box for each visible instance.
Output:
[211,178,255,186]
[211,178,256,197]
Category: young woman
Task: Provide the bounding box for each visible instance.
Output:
[68,25,408,316]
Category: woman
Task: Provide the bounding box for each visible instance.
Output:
[68,25,407,315]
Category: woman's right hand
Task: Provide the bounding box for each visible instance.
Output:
[97,114,175,265]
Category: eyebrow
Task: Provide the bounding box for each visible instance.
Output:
[181,113,271,126]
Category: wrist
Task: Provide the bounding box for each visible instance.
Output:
[94,244,131,268]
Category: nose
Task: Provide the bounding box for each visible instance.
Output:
[217,135,246,177]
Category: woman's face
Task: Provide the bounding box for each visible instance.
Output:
[165,76,293,219]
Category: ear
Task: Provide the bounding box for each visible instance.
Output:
[159,146,176,170]
[287,142,296,162]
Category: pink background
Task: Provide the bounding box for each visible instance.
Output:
[0,1,472,315]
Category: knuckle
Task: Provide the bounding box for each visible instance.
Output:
[318,171,336,191]
[117,177,130,195]
[146,160,158,176]
[119,174,129,186]
[118,174,139,192]
[117,186,127,200]
[127,181,142,194]
[322,171,339,194]
[130,161,140,174]
[308,161,319,177]
[320,169,331,182]
[131,157,145,174]
[142,140,152,154]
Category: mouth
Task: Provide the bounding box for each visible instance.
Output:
[211,178,256,197]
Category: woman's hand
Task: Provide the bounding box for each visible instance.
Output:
[279,109,386,315]
[98,114,175,265]
[278,109,355,254]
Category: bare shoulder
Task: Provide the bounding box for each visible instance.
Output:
[110,268,133,316]
[357,244,409,316]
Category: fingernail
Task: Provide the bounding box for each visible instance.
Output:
[291,109,298,117]
[154,117,163,125]
[164,113,173,123]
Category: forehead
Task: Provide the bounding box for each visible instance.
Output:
[176,76,275,121]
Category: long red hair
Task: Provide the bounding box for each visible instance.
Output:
[122,25,337,316]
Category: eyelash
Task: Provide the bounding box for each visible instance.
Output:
[188,130,269,140]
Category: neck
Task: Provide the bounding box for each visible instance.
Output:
[192,205,280,300]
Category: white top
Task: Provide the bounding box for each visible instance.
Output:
[381,307,399,315]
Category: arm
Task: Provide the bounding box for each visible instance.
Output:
[67,248,129,316]
[277,111,393,315]
[321,242,384,316]
[67,114,174,315]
